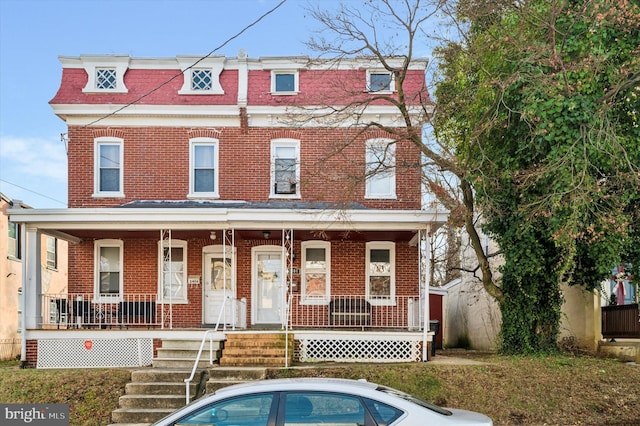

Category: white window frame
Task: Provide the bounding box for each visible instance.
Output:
[93,136,124,198]
[177,56,225,95]
[81,55,129,93]
[301,241,331,305]
[188,137,220,199]
[271,70,299,94]
[158,239,188,304]
[270,139,300,198]
[367,69,395,93]
[365,241,396,306]
[94,239,124,303]
[46,236,57,269]
[7,221,21,260]
[365,138,396,199]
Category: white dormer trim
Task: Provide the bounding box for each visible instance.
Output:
[81,55,130,93]
[177,56,225,95]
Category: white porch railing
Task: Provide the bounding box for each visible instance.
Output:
[288,294,423,330]
[42,293,159,329]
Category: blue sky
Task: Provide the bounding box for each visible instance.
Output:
[0,0,340,208]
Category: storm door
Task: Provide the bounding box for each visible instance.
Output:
[203,252,234,325]
[253,247,283,325]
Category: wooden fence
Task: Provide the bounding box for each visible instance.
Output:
[601,304,640,339]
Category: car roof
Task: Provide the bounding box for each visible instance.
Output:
[214,377,379,395]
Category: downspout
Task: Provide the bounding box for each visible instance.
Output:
[421,225,432,361]
[20,222,27,368]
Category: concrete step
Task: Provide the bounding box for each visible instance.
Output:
[152,358,216,369]
[156,348,222,359]
[118,394,185,409]
[207,366,267,381]
[125,381,195,396]
[161,339,223,351]
[130,369,193,383]
[206,379,249,393]
[111,408,175,424]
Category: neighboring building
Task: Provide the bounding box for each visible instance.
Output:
[9,52,447,368]
[0,193,68,360]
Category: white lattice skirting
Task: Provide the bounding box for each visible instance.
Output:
[297,333,423,363]
[37,338,153,369]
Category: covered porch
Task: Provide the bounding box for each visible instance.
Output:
[10,203,447,367]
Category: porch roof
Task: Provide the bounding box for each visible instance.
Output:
[8,201,448,242]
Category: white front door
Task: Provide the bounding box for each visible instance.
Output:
[203,252,234,325]
[253,248,283,325]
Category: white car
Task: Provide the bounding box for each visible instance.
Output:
[152,377,493,426]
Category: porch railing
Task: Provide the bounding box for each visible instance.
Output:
[601,303,640,339]
[42,293,159,329]
[288,294,423,330]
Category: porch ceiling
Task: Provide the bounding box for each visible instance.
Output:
[42,228,419,243]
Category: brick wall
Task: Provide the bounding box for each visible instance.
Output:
[67,126,422,209]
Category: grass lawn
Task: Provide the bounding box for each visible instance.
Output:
[1,351,639,425]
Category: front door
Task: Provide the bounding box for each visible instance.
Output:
[204,253,234,325]
[253,248,283,325]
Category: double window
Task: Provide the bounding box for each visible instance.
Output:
[94,137,124,197]
[271,139,300,197]
[94,239,123,301]
[189,138,219,198]
[366,242,395,305]
[365,138,396,199]
[301,241,331,304]
[158,239,188,303]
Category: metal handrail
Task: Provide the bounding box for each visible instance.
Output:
[184,329,217,404]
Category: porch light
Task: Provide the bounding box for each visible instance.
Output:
[210,231,217,240]
[263,231,270,239]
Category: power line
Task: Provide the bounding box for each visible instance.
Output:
[0,178,67,207]
[83,0,288,128]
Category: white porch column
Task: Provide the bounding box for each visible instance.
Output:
[421,225,432,361]
[23,225,42,329]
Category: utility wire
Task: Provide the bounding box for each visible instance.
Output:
[83,0,288,128]
[0,179,67,207]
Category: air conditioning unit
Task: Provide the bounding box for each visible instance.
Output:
[275,181,296,194]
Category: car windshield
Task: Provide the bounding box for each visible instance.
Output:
[375,385,453,416]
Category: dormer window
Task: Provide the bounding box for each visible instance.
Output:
[191,69,212,91]
[271,71,298,94]
[367,70,395,93]
[81,55,129,93]
[96,68,117,90]
[178,56,224,95]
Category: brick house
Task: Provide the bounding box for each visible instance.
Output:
[9,52,447,368]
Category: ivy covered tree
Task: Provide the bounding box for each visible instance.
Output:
[434,0,640,353]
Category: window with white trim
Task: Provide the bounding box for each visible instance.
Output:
[366,242,395,305]
[367,70,395,92]
[177,56,225,95]
[365,138,396,199]
[158,239,188,303]
[94,239,123,301]
[46,236,57,269]
[189,138,219,198]
[94,137,124,197]
[271,139,300,197]
[8,222,20,259]
[80,55,129,93]
[301,241,331,304]
[271,71,298,94]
